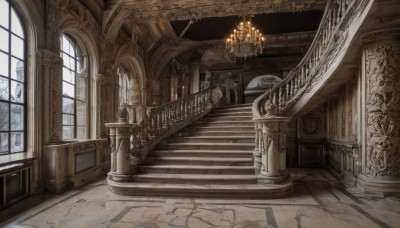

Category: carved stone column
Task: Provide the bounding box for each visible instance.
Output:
[254,116,291,184]
[106,105,135,182]
[358,29,400,195]
[37,49,63,143]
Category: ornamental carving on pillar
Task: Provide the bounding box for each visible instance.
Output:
[117,104,129,123]
[365,42,400,177]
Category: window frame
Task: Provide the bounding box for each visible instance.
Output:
[0,0,27,155]
[61,34,88,140]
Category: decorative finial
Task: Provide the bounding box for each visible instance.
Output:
[117,103,129,123]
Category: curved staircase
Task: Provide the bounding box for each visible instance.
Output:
[108,104,292,198]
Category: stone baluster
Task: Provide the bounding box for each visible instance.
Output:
[162,108,168,129]
[253,122,263,175]
[190,98,194,115]
[172,103,177,125]
[202,92,205,111]
[193,95,197,114]
[167,106,172,126]
[278,87,285,111]
[147,109,153,137]
[196,95,200,114]
[188,98,192,117]
[175,102,180,122]
[290,80,295,97]
[106,105,135,182]
[183,99,188,119]
[179,101,183,120]
[285,83,290,102]
[157,108,161,129]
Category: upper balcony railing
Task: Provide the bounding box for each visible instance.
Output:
[253,0,366,118]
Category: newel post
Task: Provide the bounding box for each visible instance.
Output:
[106,105,135,182]
[253,98,291,184]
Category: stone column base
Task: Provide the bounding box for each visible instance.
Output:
[108,172,132,182]
[357,174,400,197]
[257,170,291,184]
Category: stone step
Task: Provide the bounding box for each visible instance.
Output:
[192,121,253,127]
[214,104,252,109]
[212,106,252,112]
[144,156,253,166]
[184,126,255,132]
[138,165,255,175]
[201,116,252,121]
[174,131,255,137]
[164,136,255,144]
[133,174,257,185]
[149,149,253,158]
[156,142,254,150]
[206,112,253,117]
[108,179,293,198]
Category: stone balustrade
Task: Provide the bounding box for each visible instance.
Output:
[251,0,368,183]
[326,141,360,186]
[106,87,215,182]
[253,0,365,118]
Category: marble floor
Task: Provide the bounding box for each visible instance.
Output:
[1,169,399,228]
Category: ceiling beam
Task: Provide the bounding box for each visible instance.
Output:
[107,0,326,23]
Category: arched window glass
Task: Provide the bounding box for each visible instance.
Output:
[0,0,26,154]
[118,68,130,105]
[61,34,87,140]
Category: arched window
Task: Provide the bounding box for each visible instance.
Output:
[0,0,26,154]
[118,67,130,105]
[61,34,87,140]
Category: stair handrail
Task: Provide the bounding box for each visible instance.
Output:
[251,0,370,179]
[252,0,365,118]
[131,86,215,159]
[106,86,220,181]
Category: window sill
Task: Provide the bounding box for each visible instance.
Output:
[0,153,35,167]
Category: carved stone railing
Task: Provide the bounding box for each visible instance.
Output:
[326,141,360,186]
[252,0,370,184]
[253,0,368,118]
[106,86,218,182]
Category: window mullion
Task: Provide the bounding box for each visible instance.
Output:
[74,42,77,139]
[8,3,11,154]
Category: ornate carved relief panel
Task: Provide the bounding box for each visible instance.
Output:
[364,35,400,177]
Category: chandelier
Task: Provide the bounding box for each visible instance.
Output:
[225,16,265,60]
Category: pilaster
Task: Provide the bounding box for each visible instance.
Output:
[36,49,63,143]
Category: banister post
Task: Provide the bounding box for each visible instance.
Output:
[254,116,291,184]
[106,104,135,182]
[253,99,291,184]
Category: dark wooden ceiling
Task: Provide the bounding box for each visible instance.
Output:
[171,10,324,41]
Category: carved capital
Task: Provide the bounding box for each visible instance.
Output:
[36,49,63,67]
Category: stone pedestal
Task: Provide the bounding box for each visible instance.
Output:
[106,106,135,182]
[358,29,400,195]
[254,116,291,184]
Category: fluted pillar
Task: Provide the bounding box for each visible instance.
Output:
[358,29,400,195]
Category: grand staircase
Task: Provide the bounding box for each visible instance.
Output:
[109,104,292,198]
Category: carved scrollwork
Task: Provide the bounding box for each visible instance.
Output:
[365,40,400,177]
